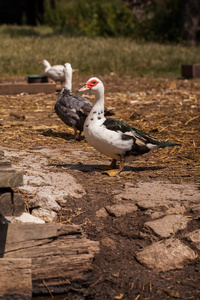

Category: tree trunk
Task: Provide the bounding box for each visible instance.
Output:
[181,0,200,45]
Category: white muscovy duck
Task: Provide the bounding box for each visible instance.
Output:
[54,63,93,139]
[78,77,179,176]
[39,59,65,84]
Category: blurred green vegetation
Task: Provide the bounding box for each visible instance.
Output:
[43,0,135,37]
[40,0,190,43]
[0,25,200,78]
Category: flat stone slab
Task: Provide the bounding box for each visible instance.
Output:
[114,181,200,209]
[145,214,190,238]
[106,203,138,217]
[186,229,200,250]
[136,238,197,272]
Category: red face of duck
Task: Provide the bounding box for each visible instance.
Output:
[78,78,99,92]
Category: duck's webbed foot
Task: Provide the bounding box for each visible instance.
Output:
[103,157,124,177]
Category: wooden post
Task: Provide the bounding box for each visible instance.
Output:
[0,258,32,300]
[0,146,24,217]
[0,223,99,295]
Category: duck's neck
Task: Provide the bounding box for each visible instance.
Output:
[92,87,104,114]
[44,61,51,72]
[64,72,72,92]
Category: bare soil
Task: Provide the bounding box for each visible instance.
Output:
[0,75,200,299]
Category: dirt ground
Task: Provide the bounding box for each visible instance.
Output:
[0,75,200,299]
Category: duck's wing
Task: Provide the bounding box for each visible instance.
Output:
[46,66,64,81]
[74,95,92,106]
[73,95,92,116]
[103,118,179,148]
[55,89,92,119]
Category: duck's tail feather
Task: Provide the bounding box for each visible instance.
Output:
[158,141,180,148]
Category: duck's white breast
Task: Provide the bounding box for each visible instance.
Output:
[84,117,133,161]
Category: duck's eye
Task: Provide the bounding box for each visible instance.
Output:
[87,79,98,88]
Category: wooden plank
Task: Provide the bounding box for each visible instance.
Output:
[0,191,25,217]
[0,258,32,300]
[0,192,12,216]
[0,223,99,295]
[0,159,12,169]
[0,146,23,188]
[0,146,4,159]
[0,83,56,95]
[181,64,200,78]
[0,171,23,187]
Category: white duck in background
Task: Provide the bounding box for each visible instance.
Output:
[54,63,93,139]
[78,77,179,176]
[39,59,65,84]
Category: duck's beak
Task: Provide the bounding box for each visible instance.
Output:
[72,68,79,73]
[78,84,90,92]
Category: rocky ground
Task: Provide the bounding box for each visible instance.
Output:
[0,75,200,299]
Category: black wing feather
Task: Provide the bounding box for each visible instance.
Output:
[55,88,92,132]
[103,118,178,148]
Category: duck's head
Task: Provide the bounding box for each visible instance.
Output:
[78,77,103,92]
[64,63,79,75]
[39,59,50,67]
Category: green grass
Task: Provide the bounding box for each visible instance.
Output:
[0,25,200,78]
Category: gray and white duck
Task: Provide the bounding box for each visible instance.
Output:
[78,77,179,176]
[54,63,93,139]
[39,59,65,84]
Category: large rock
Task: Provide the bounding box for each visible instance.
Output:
[31,208,57,222]
[27,172,86,221]
[186,229,200,250]
[4,149,86,222]
[14,212,45,224]
[145,214,190,238]
[24,171,85,199]
[29,187,61,212]
[136,238,197,272]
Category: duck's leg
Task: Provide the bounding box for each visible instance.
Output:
[74,129,82,141]
[103,157,124,177]
[97,159,117,171]
[73,126,78,139]
[73,126,82,140]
